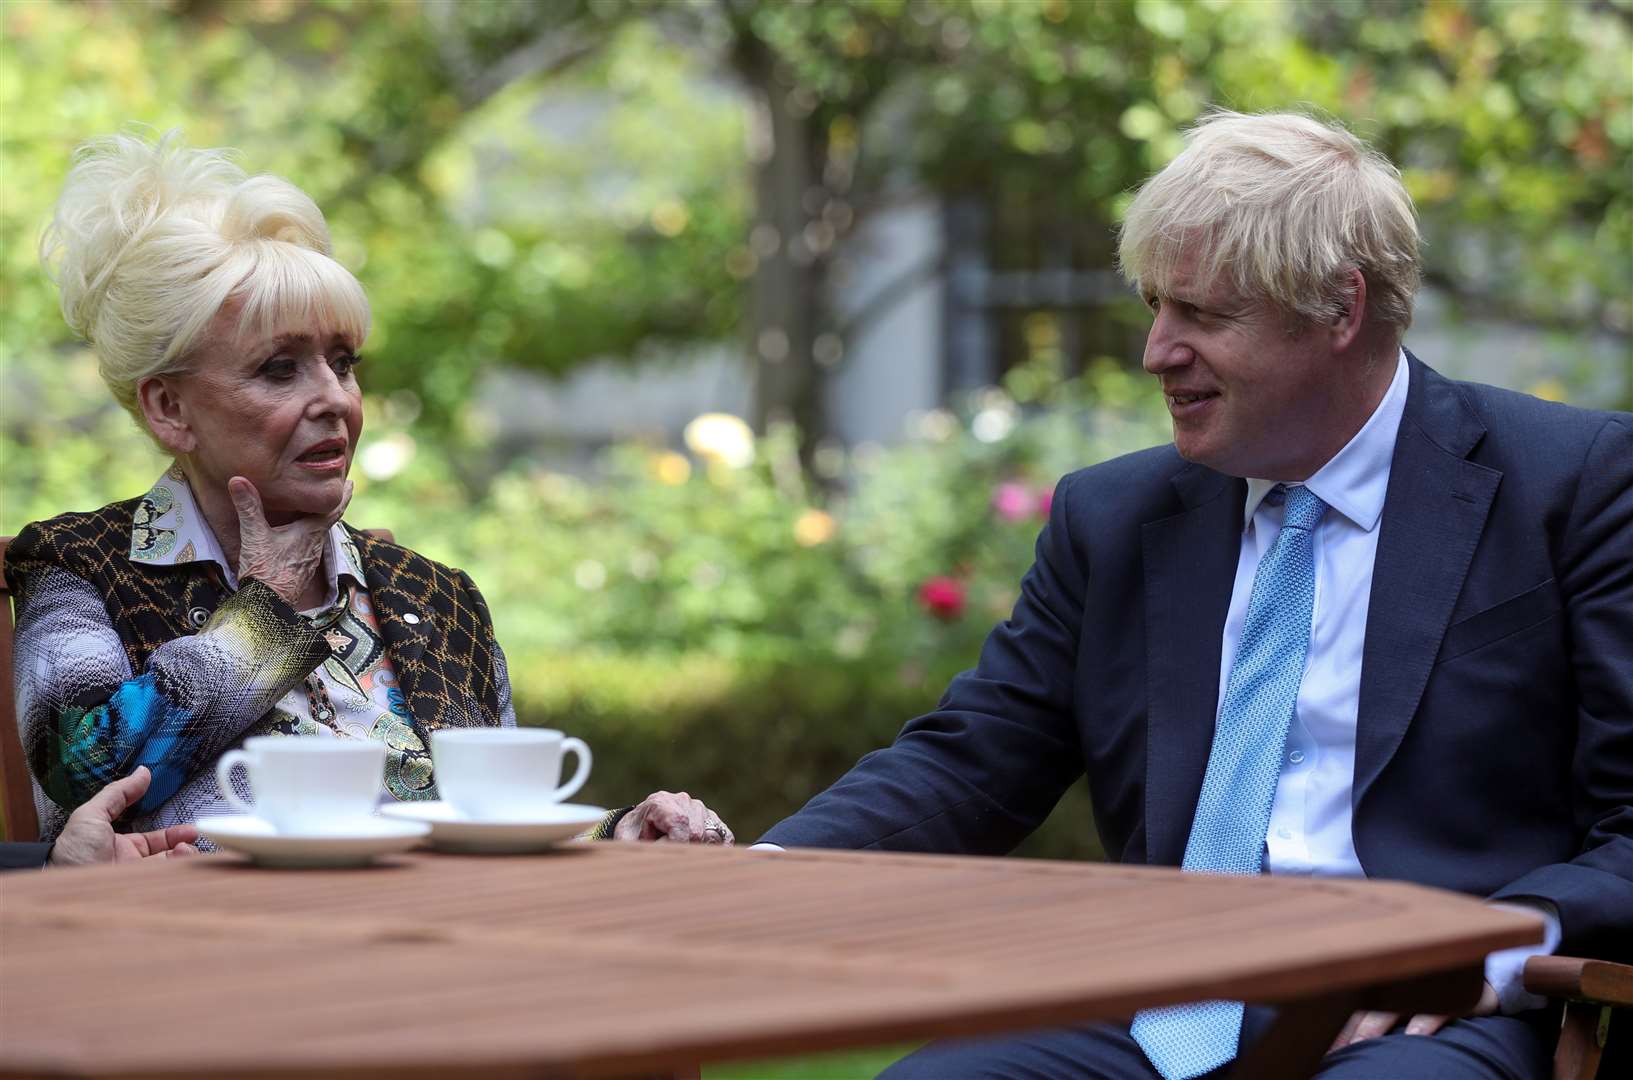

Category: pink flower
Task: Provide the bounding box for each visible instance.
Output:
[918,576,967,621]
[992,482,1033,523]
[1036,486,1054,519]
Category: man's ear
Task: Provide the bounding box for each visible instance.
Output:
[136,375,197,456]
[1331,268,1368,351]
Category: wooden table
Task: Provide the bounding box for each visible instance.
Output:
[0,843,1542,1079]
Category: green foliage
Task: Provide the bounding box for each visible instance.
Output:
[0,355,1127,856]
[807,0,1632,333]
[0,0,748,427]
[333,361,1158,857]
[706,1045,917,1079]
[2,0,1628,863]
[5,0,1628,457]
[0,352,1139,858]
[1,347,169,526]
[7,0,1626,443]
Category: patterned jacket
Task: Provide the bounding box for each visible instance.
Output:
[5,492,512,840]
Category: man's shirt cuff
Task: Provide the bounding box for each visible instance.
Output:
[1485,900,1562,1014]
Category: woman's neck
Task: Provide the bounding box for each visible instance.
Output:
[182,463,245,571]
[177,461,328,609]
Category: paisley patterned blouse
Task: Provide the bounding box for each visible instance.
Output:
[9,468,515,844]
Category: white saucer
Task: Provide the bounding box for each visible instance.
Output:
[195,814,431,868]
[377,801,607,853]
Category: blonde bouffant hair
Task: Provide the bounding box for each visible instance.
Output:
[41,129,370,426]
[1118,110,1421,335]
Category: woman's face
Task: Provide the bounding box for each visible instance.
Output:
[154,302,364,524]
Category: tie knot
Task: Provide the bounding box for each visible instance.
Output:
[1279,485,1328,532]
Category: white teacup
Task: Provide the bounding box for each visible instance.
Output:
[431,728,591,821]
[215,736,385,835]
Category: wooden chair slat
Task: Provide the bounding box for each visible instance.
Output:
[0,537,37,843]
[1526,955,1633,1007]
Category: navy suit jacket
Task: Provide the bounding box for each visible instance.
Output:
[0,842,52,870]
[763,356,1633,962]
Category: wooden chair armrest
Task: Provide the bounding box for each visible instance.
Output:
[1524,956,1633,1007]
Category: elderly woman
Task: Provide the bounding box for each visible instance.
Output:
[6,131,730,847]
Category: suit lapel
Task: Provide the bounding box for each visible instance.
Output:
[1142,464,1244,866]
[1354,356,1500,812]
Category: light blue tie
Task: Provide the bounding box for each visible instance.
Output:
[1131,484,1329,1080]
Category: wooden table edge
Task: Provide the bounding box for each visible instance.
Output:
[0,846,1549,1079]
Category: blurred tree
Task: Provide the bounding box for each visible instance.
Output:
[1,0,748,439]
[3,0,1628,482]
[605,0,1633,447]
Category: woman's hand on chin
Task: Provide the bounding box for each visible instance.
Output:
[614,791,735,845]
[231,475,351,607]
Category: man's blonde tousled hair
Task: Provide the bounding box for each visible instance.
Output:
[1118,110,1421,334]
[41,129,370,427]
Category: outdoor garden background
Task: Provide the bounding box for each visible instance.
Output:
[5,0,1631,853]
[1,6,1630,1070]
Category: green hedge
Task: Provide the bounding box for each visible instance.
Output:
[510,651,1104,862]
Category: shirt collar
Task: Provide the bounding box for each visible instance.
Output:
[128,466,364,603]
[1242,349,1410,532]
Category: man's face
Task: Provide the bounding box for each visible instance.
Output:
[1141,254,1344,481]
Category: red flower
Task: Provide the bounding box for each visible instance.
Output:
[918,576,967,621]
[1036,486,1054,519]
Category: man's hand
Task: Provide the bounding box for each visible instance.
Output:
[48,767,200,867]
[1329,980,1499,1051]
[231,476,351,606]
[613,791,734,844]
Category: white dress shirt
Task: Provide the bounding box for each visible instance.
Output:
[1223,356,1408,881]
[1225,350,1557,1011]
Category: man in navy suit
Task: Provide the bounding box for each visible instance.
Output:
[759,111,1631,1078]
